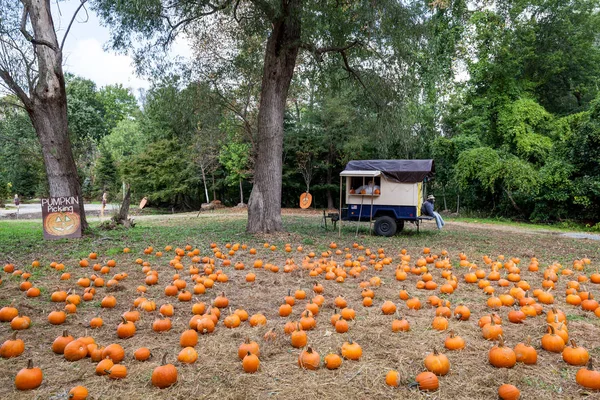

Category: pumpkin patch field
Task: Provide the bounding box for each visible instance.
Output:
[0,215,599,399]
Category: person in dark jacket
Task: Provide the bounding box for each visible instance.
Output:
[421,194,445,230]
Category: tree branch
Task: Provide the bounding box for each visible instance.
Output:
[0,99,26,111]
[233,0,242,23]
[60,0,89,52]
[0,68,33,110]
[300,40,361,61]
[163,0,234,45]
[20,4,58,52]
[340,50,366,89]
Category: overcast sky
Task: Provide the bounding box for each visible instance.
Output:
[55,1,191,94]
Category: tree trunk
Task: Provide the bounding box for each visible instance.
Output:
[326,146,334,209]
[115,185,131,222]
[247,0,302,233]
[211,172,216,202]
[239,177,244,205]
[442,184,447,211]
[201,165,210,203]
[2,0,87,231]
[456,193,460,214]
[30,103,87,230]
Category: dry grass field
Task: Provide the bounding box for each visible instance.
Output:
[0,212,599,399]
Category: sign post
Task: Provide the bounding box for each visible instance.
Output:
[41,197,82,240]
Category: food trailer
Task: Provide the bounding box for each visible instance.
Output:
[339,159,435,236]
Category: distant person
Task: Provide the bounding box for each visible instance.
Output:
[421,194,445,230]
[14,194,20,216]
[101,191,108,218]
[356,180,380,195]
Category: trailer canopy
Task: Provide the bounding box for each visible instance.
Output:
[339,170,381,177]
[343,159,434,183]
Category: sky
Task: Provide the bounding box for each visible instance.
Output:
[54,1,191,95]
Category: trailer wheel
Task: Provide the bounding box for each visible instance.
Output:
[395,220,405,234]
[374,216,397,237]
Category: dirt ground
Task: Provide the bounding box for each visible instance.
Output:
[0,214,599,400]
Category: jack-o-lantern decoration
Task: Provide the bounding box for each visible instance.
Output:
[44,212,80,236]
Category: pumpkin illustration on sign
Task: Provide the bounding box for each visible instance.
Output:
[44,212,80,236]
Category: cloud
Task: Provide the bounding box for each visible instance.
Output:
[63,38,150,93]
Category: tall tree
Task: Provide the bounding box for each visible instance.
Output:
[91,0,432,232]
[0,0,88,229]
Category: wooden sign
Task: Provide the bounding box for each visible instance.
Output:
[41,197,82,240]
[299,192,312,209]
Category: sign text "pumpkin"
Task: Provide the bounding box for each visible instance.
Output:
[41,196,79,213]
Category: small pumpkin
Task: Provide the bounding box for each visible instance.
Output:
[291,326,307,348]
[381,300,396,315]
[488,336,516,368]
[242,352,260,373]
[238,338,260,360]
[562,340,590,366]
[68,385,88,400]
[413,371,439,391]
[385,370,400,387]
[514,337,537,365]
[576,358,600,390]
[117,317,136,339]
[14,359,43,391]
[541,325,565,353]
[52,330,74,354]
[151,354,178,389]
[213,292,229,308]
[424,348,450,376]
[392,315,410,332]
[498,384,520,400]
[1,331,24,358]
[298,347,320,370]
[341,340,362,360]
[134,347,152,361]
[324,353,342,370]
[481,318,503,341]
[454,304,470,320]
[64,340,88,361]
[105,364,127,379]
[10,315,31,330]
[102,343,125,363]
[444,331,465,351]
[180,330,198,348]
[177,347,198,364]
[0,305,18,322]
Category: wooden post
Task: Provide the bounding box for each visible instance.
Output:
[369,192,374,236]
[338,176,342,237]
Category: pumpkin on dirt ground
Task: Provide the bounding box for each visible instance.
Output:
[14,359,42,390]
[498,384,520,400]
[152,354,178,388]
[576,359,600,390]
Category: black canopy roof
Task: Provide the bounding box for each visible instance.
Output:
[343,159,435,183]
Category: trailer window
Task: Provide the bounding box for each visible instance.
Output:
[349,177,381,195]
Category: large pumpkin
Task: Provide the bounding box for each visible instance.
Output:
[44,212,80,236]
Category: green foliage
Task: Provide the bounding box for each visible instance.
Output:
[497,98,554,164]
[94,146,120,195]
[0,105,45,198]
[219,140,251,187]
[122,139,200,208]
[101,119,145,162]
[97,84,139,132]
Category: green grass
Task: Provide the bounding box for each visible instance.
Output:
[1,213,598,270]
[446,215,599,233]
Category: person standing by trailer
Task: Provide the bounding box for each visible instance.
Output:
[421,194,445,230]
[14,194,20,218]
